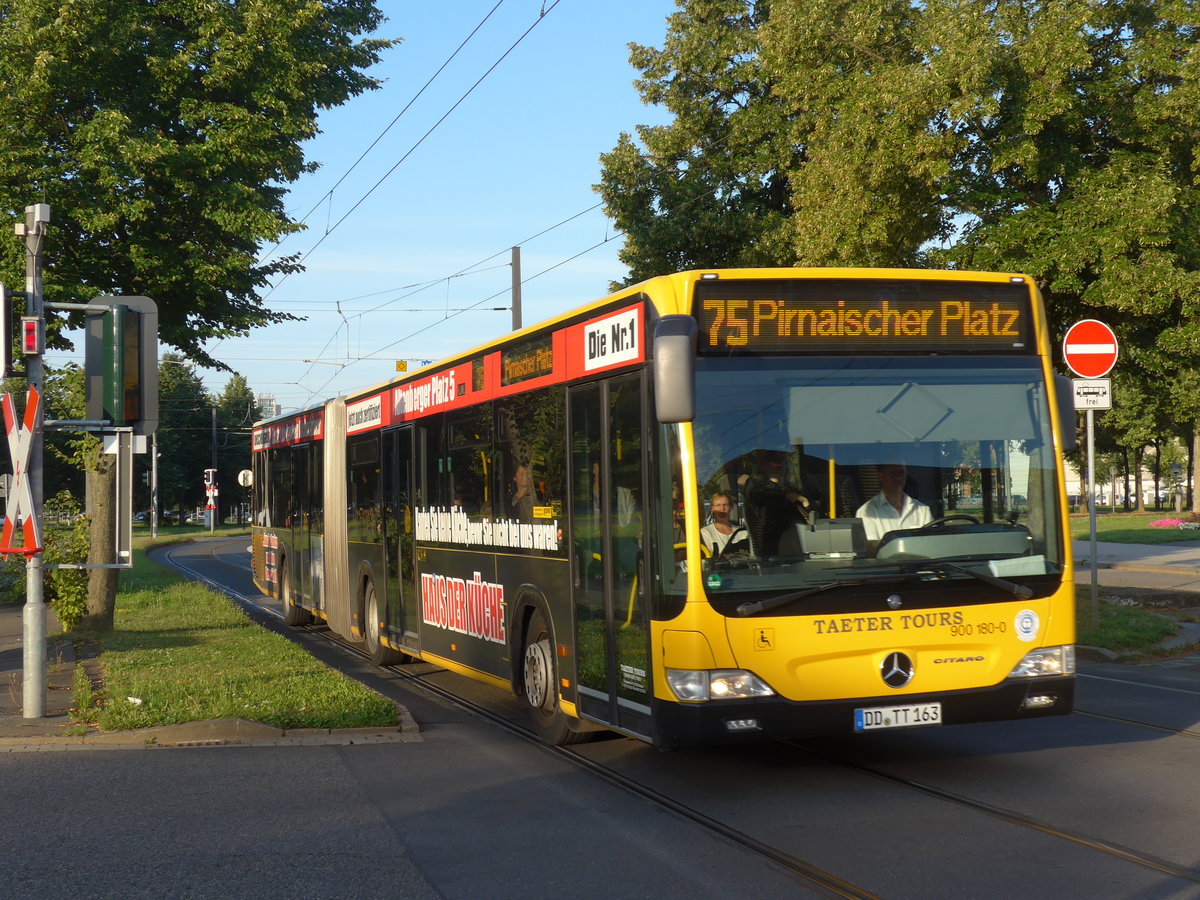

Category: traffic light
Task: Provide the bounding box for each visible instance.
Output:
[204,468,216,486]
[103,305,139,423]
[21,317,41,356]
[85,296,158,436]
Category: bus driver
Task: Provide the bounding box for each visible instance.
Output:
[856,461,931,552]
[701,492,750,559]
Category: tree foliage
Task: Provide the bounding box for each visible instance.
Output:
[600,0,1200,497]
[216,373,261,520]
[0,0,393,366]
[155,354,218,518]
[597,0,793,284]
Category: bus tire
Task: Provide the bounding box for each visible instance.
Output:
[363,577,403,666]
[280,563,312,626]
[523,609,591,746]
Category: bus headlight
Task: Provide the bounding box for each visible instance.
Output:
[1008,645,1076,678]
[665,669,775,702]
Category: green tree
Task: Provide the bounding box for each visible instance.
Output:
[215,374,261,522]
[0,0,394,629]
[596,0,793,285]
[156,355,216,521]
[602,0,1200,493]
[0,0,393,365]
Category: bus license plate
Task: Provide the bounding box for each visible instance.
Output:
[854,702,942,732]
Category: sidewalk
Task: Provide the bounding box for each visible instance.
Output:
[0,602,77,742]
[1072,538,1200,582]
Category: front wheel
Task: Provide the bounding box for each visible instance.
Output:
[523,609,591,745]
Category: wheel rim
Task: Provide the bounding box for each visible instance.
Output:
[524,636,553,712]
[365,584,380,652]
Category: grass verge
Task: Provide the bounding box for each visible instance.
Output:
[68,545,397,732]
[1075,593,1181,654]
[1069,512,1200,544]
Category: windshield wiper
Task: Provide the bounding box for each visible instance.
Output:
[734,560,1033,617]
[736,575,901,617]
[920,560,1033,598]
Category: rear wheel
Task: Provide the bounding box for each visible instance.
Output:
[363,579,403,666]
[523,609,591,745]
[280,564,312,626]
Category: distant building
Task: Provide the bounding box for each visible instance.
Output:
[255,393,282,419]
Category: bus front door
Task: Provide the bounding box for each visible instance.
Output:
[570,375,652,739]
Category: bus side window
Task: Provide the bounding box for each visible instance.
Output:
[497,388,566,543]
[445,405,493,517]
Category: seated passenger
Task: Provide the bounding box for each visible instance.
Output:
[701,492,750,558]
[855,462,931,552]
[740,450,812,555]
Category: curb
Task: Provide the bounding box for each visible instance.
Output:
[1080,560,1200,578]
[0,708,422,753]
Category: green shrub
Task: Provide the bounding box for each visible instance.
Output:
[0,491,91,629]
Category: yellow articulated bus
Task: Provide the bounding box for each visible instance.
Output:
[251,268,1077,747]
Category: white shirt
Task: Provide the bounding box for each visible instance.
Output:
[701,522,748,556]
[855,492,932,543]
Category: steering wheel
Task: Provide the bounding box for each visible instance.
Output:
[921,514,980,528]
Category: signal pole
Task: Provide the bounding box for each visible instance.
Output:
[16,203,48,718]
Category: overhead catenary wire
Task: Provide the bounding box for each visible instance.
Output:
[259,0,564,304]
[258,0,512,268]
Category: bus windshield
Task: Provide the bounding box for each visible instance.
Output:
[679,355,1064,605]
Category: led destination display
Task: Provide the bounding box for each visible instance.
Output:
[695,278,1034,355]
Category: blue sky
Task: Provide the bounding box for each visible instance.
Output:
[184,1,678,413]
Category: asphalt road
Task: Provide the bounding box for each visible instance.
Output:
[5,537,1196,899]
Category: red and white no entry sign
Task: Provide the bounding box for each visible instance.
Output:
[1063,319,1118,378]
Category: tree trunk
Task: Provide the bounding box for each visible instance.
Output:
[1152,438,1161,511]
[80,453,119,631]
[1193,427,1199,513]
[1134,447,1145,513]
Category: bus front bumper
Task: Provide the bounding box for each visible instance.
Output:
[651,676,1075,748]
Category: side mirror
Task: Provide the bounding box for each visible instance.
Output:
[1054,375,1078,452]
[653,315,698,423]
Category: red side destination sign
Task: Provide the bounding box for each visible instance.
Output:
[1063,319,1118,378]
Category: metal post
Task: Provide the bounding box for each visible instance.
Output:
[19,203,49,718]
[151,431,158,538]
[1087,408,1099,630]
[511,246,522,331]
[210,408,217,531]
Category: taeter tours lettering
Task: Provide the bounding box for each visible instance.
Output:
[812,611,965,634]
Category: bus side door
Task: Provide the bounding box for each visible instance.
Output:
[382,425,418,648]
[569,374,652,738]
